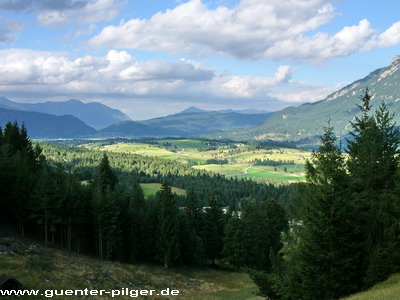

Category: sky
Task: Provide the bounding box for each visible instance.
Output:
[0,0,400,120]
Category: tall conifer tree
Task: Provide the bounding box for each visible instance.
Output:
[287,123,362,299]
[157,182,179,268]
[347,89,400,285]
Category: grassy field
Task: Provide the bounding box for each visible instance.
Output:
[0,236,262,300]
[101,143,215,164]
[141,183,187,197]
[193,163,250,176]
[342,274,400,300]
[237,166,306,183]
[91,140,311,183]
[229,148,310,164]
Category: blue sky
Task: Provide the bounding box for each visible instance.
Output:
[0,0,400,119]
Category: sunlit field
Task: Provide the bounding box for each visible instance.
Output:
[91,139,311,183]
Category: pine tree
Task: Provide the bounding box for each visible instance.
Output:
[157,182,179,268]
[60,172,87,251]
[96,153,118,192]
[286,123,362,299]
[91,154,120,260]
[185,188,205,261]
[223,214,249,267]
[346,90,400,285]
[203,194,224,265]
[241,199,288,270]
[127,181,145,262]
[31,167,62,246]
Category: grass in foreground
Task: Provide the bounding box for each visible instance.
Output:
[342,274,400,300]
[0,236,262,299]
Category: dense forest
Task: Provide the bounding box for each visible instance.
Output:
[2,89,400,299]
[0,121,291,271]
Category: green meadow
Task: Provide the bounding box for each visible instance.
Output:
[193,163,250,176]
[141,183,187,197]
[237,166,306,183]
[93,139,310,183]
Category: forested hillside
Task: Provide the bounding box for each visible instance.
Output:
[0,120,292,271]
[137,110,272,136]
[0,108,96,138]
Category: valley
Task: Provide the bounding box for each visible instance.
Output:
[78,138,309,184]
[2,2,400,299]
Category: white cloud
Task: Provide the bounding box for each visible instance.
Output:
[264,19,376,63]
[0,49,340,117]
[0,49,214,85]
[88,0,400,63]
[364,21,400,50]
[270,83,346,103]
[89,0,335,60]
[274,65,292,83]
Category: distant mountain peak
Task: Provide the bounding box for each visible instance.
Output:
[65,99,83,103]
[178,106,207,114]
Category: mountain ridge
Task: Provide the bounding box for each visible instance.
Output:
[137,110,273,136]
[0,106,96,138]
[176,106,270,115]
[206,56,400,142]
[0,97,131,129]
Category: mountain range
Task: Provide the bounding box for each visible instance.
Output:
[0,97,272,138]
[0,97,130,129]
[98,110,272,137]
[178,106,270,115]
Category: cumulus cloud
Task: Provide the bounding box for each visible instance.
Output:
[0,49,338,117]
[270,83,346,103]
[0,49,214,86]
[0,20,24,44]
[364,21,400,50]
[88,0,400,63]
[264,19,376,63]
[89,0,335,60]
[0,0,122,26]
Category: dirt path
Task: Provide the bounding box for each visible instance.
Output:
[229,164,253,176]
